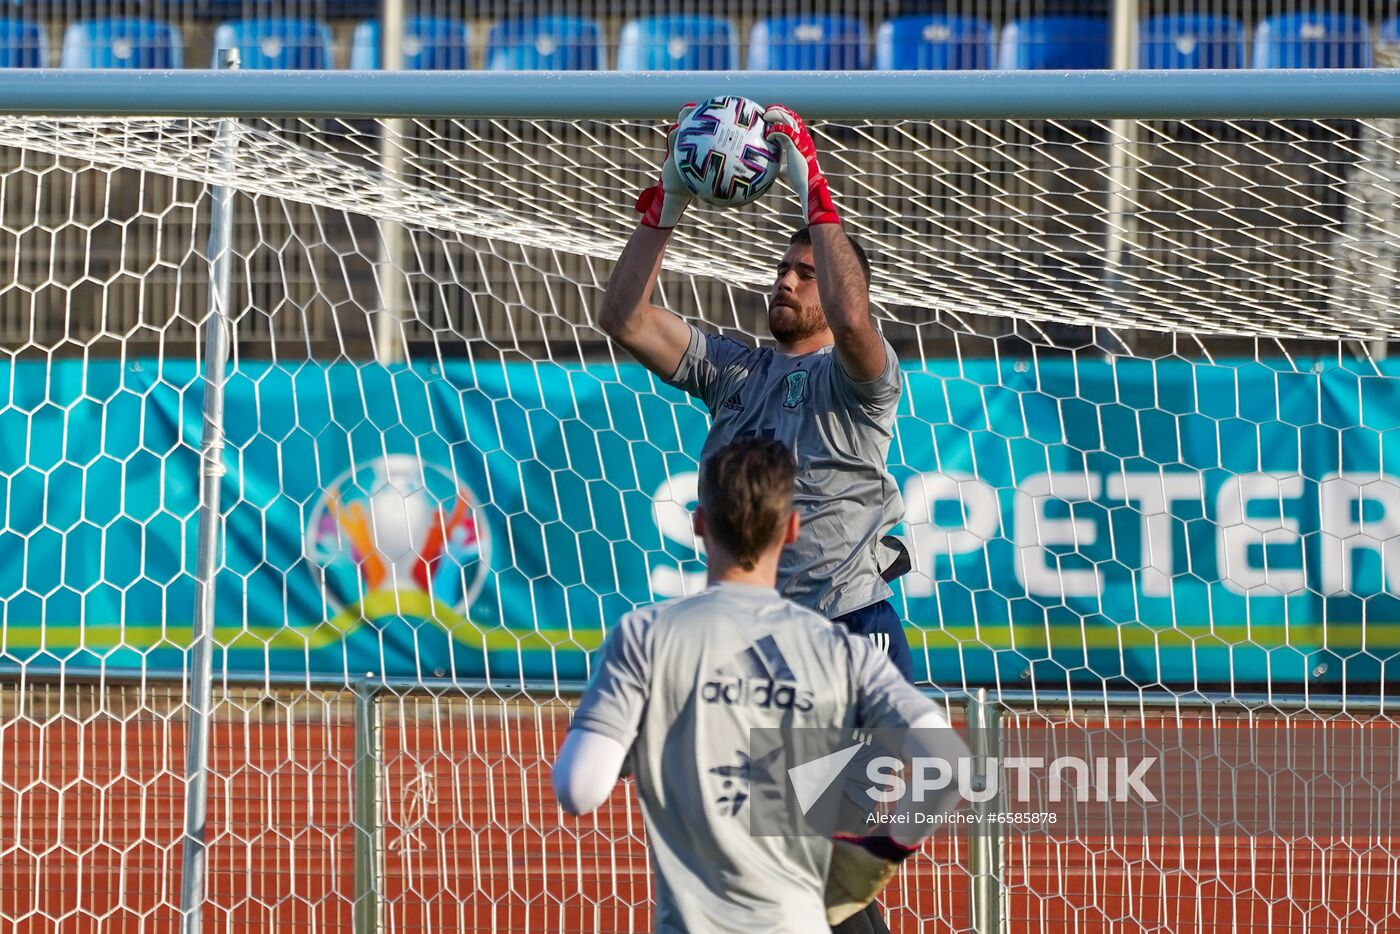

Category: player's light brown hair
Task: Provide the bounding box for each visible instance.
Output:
[698,439,796,571]
[788,227,872,286]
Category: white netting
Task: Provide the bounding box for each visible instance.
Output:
[0,108,1395,931]
[2,113,1398,339]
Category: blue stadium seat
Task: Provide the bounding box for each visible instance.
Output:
[211,19,331,70]
[61,19,182,69]
[1138,13,1245,69]
[617,15,736,71]
[1380,17,1400,56]
[876,15,994,70]
[0,19,45,68]
[350,18,470,71]
[485,16,602,70]
[1253,13,1372,69]
[999,16,1110,69]
[748,15,868,70]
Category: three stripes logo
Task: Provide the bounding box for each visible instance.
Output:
[702,634,816,712]
[721,391,744,412]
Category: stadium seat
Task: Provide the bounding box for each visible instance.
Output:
[0,19,45,68]
[350,18,470,71]
[999,16,1110,70]
[748,15,868,70]
[211,19,332,70]
[1138,13,1245,69]
[1379,17,1400,63]
[617,15,736,71]
[485,16,602,70]
[1253,12,1372,69]
[61,19,182,69]
[876,15,995,70]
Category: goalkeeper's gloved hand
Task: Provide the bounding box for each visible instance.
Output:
[824,833,919,925]
[762,104,841,227]
[635,103,697,230]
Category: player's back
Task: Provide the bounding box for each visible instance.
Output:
[590,581,885,933]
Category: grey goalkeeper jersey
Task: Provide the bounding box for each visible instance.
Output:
[570,582,937,934]
[665,324,904,618]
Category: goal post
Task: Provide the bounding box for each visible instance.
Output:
[0,70,1397,932]
[3,67,1400,119]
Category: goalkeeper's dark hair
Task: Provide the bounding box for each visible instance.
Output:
[788,227,872,286]
[698,439,796,571]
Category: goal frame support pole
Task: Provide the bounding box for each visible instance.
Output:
[1105,0,1142,352]
[373,0,409,365]
[179,47,240,934]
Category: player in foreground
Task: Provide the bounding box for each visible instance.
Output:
[598,104,915,689]
[552,438,967,932]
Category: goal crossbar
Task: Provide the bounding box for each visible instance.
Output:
[0,69,1399,120]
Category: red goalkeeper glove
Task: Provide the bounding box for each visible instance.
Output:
[824,834,919,925]
[635,103,697,230]
[763,104,841,227]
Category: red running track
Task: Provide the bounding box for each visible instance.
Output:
[0,693,1396,932]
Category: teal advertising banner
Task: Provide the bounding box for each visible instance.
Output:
[0,357,1396,688]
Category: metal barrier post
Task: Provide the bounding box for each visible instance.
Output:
[353,681,384,934]
[968,688,1004,934]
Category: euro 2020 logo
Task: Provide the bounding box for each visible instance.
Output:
[304,454,490,628]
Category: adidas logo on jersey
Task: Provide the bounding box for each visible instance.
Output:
[721,391,744,412]
[701,634,815,712]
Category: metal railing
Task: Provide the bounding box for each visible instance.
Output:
[0,661,1388,933]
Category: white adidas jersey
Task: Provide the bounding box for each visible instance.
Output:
[571,581,936,933]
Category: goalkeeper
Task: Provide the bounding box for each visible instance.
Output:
[552,438,967,932]
[599,104,916,685]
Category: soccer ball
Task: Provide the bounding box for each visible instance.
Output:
[673,96,782,207]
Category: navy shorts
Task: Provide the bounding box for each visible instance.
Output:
[834,600,915,684]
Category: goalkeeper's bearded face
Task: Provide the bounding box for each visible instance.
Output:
[768,242,829,346]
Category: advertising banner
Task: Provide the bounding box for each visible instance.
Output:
[1,356,1395,687]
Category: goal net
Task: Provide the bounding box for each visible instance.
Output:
[0,75,1396,931]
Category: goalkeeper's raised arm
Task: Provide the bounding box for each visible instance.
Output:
[596,105,696,381]
[762,105,886,382]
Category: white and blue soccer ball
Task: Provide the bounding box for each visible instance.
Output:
[673,96,782,207]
